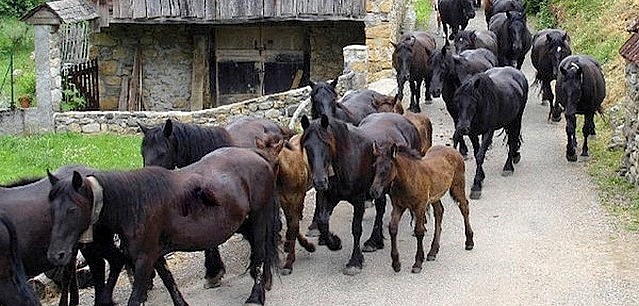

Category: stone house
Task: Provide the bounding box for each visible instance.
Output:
[22,0,413,114]
[618,18,639,184]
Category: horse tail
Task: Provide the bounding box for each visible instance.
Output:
[264,193,282,282]
[0,211,41,306]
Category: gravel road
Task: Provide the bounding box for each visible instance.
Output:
[58,7,639,306]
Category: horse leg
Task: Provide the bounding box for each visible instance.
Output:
[316,192,342,251]
[516,55,525,70]
[415,79,424,110]
[408,80,420,113]
[389,204,406,272]
[411,205,427,273]
[363,195,386,252]
[306,203,321,237]
[153,257,188,306]
[470,130,494,199]
[127,254,157,306]
[469,134,480,158]
[565,114,578,162]
[343,202,365,276]
[203,247,225,288]
[244,213,267,305]
[502,121,521,176]
[82,246,109,306]
[451,176,474,249]
[426,201,444,261]
[424,75,433,104]
[57,256,76,306]
[294,194,315,253]
[581,113,595,158]
[281,196,302,275]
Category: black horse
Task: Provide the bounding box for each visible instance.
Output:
[438,0,476,41]
[308,80,379,125]
[139,119,233,168]
[0,210,41,306]
[300,113,421,275]
[392,32,436,113]
[454,30,498,56]
[555,55,606,162]
[0,166,129,306]
[429,46,497,157]
[531,29,572,122]
[483,0,524,25]
[489,11,532,69]
[455,67,528,199]
[47,148,281,306]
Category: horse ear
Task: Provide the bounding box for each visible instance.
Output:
[390,143,398,159]
[390,41,398,49]
[163,119,173,138]
[255,136,265,149]
[320,115,329,128]
[562,32,570,42]
[309,80,316,89]
[301,115,310,130]
[47,169,59,186]
[546,33,552,43]
[506,11,512,19]
[473,78,482,89]
[72,171,83,192]
[138,122,149,134]
[372,141,379,156]
[559,65,568,75]
[330,77,339,88]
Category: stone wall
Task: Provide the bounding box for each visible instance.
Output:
[309,21,366,82]
[54,86,311,135]
[92,24,193,111]
[619,62,639,184]
[365,0,415,81]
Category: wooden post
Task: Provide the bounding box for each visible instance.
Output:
[191,32,210,111]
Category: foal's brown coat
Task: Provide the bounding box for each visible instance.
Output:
[371,144,474,273]
[257,134,314,274]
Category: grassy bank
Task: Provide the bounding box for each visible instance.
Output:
[0,133,142,183]
[542,0,639,229]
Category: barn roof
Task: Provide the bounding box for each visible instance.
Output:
[21,0,99,25]
[620,33,639,64]
[102,0,366,24]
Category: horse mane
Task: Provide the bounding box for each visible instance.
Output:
[461,73,499,107]
[91,167,183,225]
[310,83,338,119]
[394,144,423,160]
[170,122,234,167]
[0,176,43,188]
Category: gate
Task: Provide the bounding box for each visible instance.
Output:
[62,58,99,110]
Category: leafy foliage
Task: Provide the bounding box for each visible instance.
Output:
[415,0,433,31]
[0,0,45,19]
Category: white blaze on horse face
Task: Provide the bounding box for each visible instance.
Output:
[557,46,562,52]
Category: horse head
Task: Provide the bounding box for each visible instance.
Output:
[140,119,177,169]
[370,141,398,199]
[309,78,339,120]
[429,46,455,98]
[454,31,475,54]
[558,62,583,116]
[455,75,486,135]
[372,93,402,113]
[546,32,572,79]
[392,38,416,92]
[46,170,95,266]
[506,11,527,54]
[300,115,336,191]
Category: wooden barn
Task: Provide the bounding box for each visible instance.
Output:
[22,0,411,112]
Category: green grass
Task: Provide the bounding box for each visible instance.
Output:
[588,118,639,230]
[415,0,433,31]
[0,17,36,107]
[0,133,142,184]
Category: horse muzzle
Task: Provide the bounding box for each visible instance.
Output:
[47,248,72,266]
[313,177,329,191]
[456,126,471,136]
[369,187,384,199]
[430,88,442,98]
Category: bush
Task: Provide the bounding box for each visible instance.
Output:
[0,0,45,19]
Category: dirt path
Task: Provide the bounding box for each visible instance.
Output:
[59,8,639,306]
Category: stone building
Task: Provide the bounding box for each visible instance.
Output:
[618,18,639,184]
[22,0,413,114]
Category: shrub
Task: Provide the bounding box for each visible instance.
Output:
[0,0,45,19]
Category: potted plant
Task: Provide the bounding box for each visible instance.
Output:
[18,94,31,108]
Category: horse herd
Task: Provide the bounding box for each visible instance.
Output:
[0,1,607,305]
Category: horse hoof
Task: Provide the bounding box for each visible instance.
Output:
[566,154,578,162]
[304,242,317,253]
[501,170,513,177]
[513,154,521,164]
[327,236,342,251]
[362,243,381,253]
[280,268,293,276]
[343,266,362,276]
[551,116,562,123]
[306,228,320,237]
[541,100,549,106]
[469,190,482,199]
[426,255,436,261]
[364,200,374,209]
[204,269,225,289]
[465,244,474,250]
[392,262,401,272]
[411,267,423,274]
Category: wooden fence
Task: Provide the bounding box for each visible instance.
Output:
[62,59,99,110]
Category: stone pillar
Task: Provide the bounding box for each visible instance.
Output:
[343,45,369,91]
[26,25,60,133]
